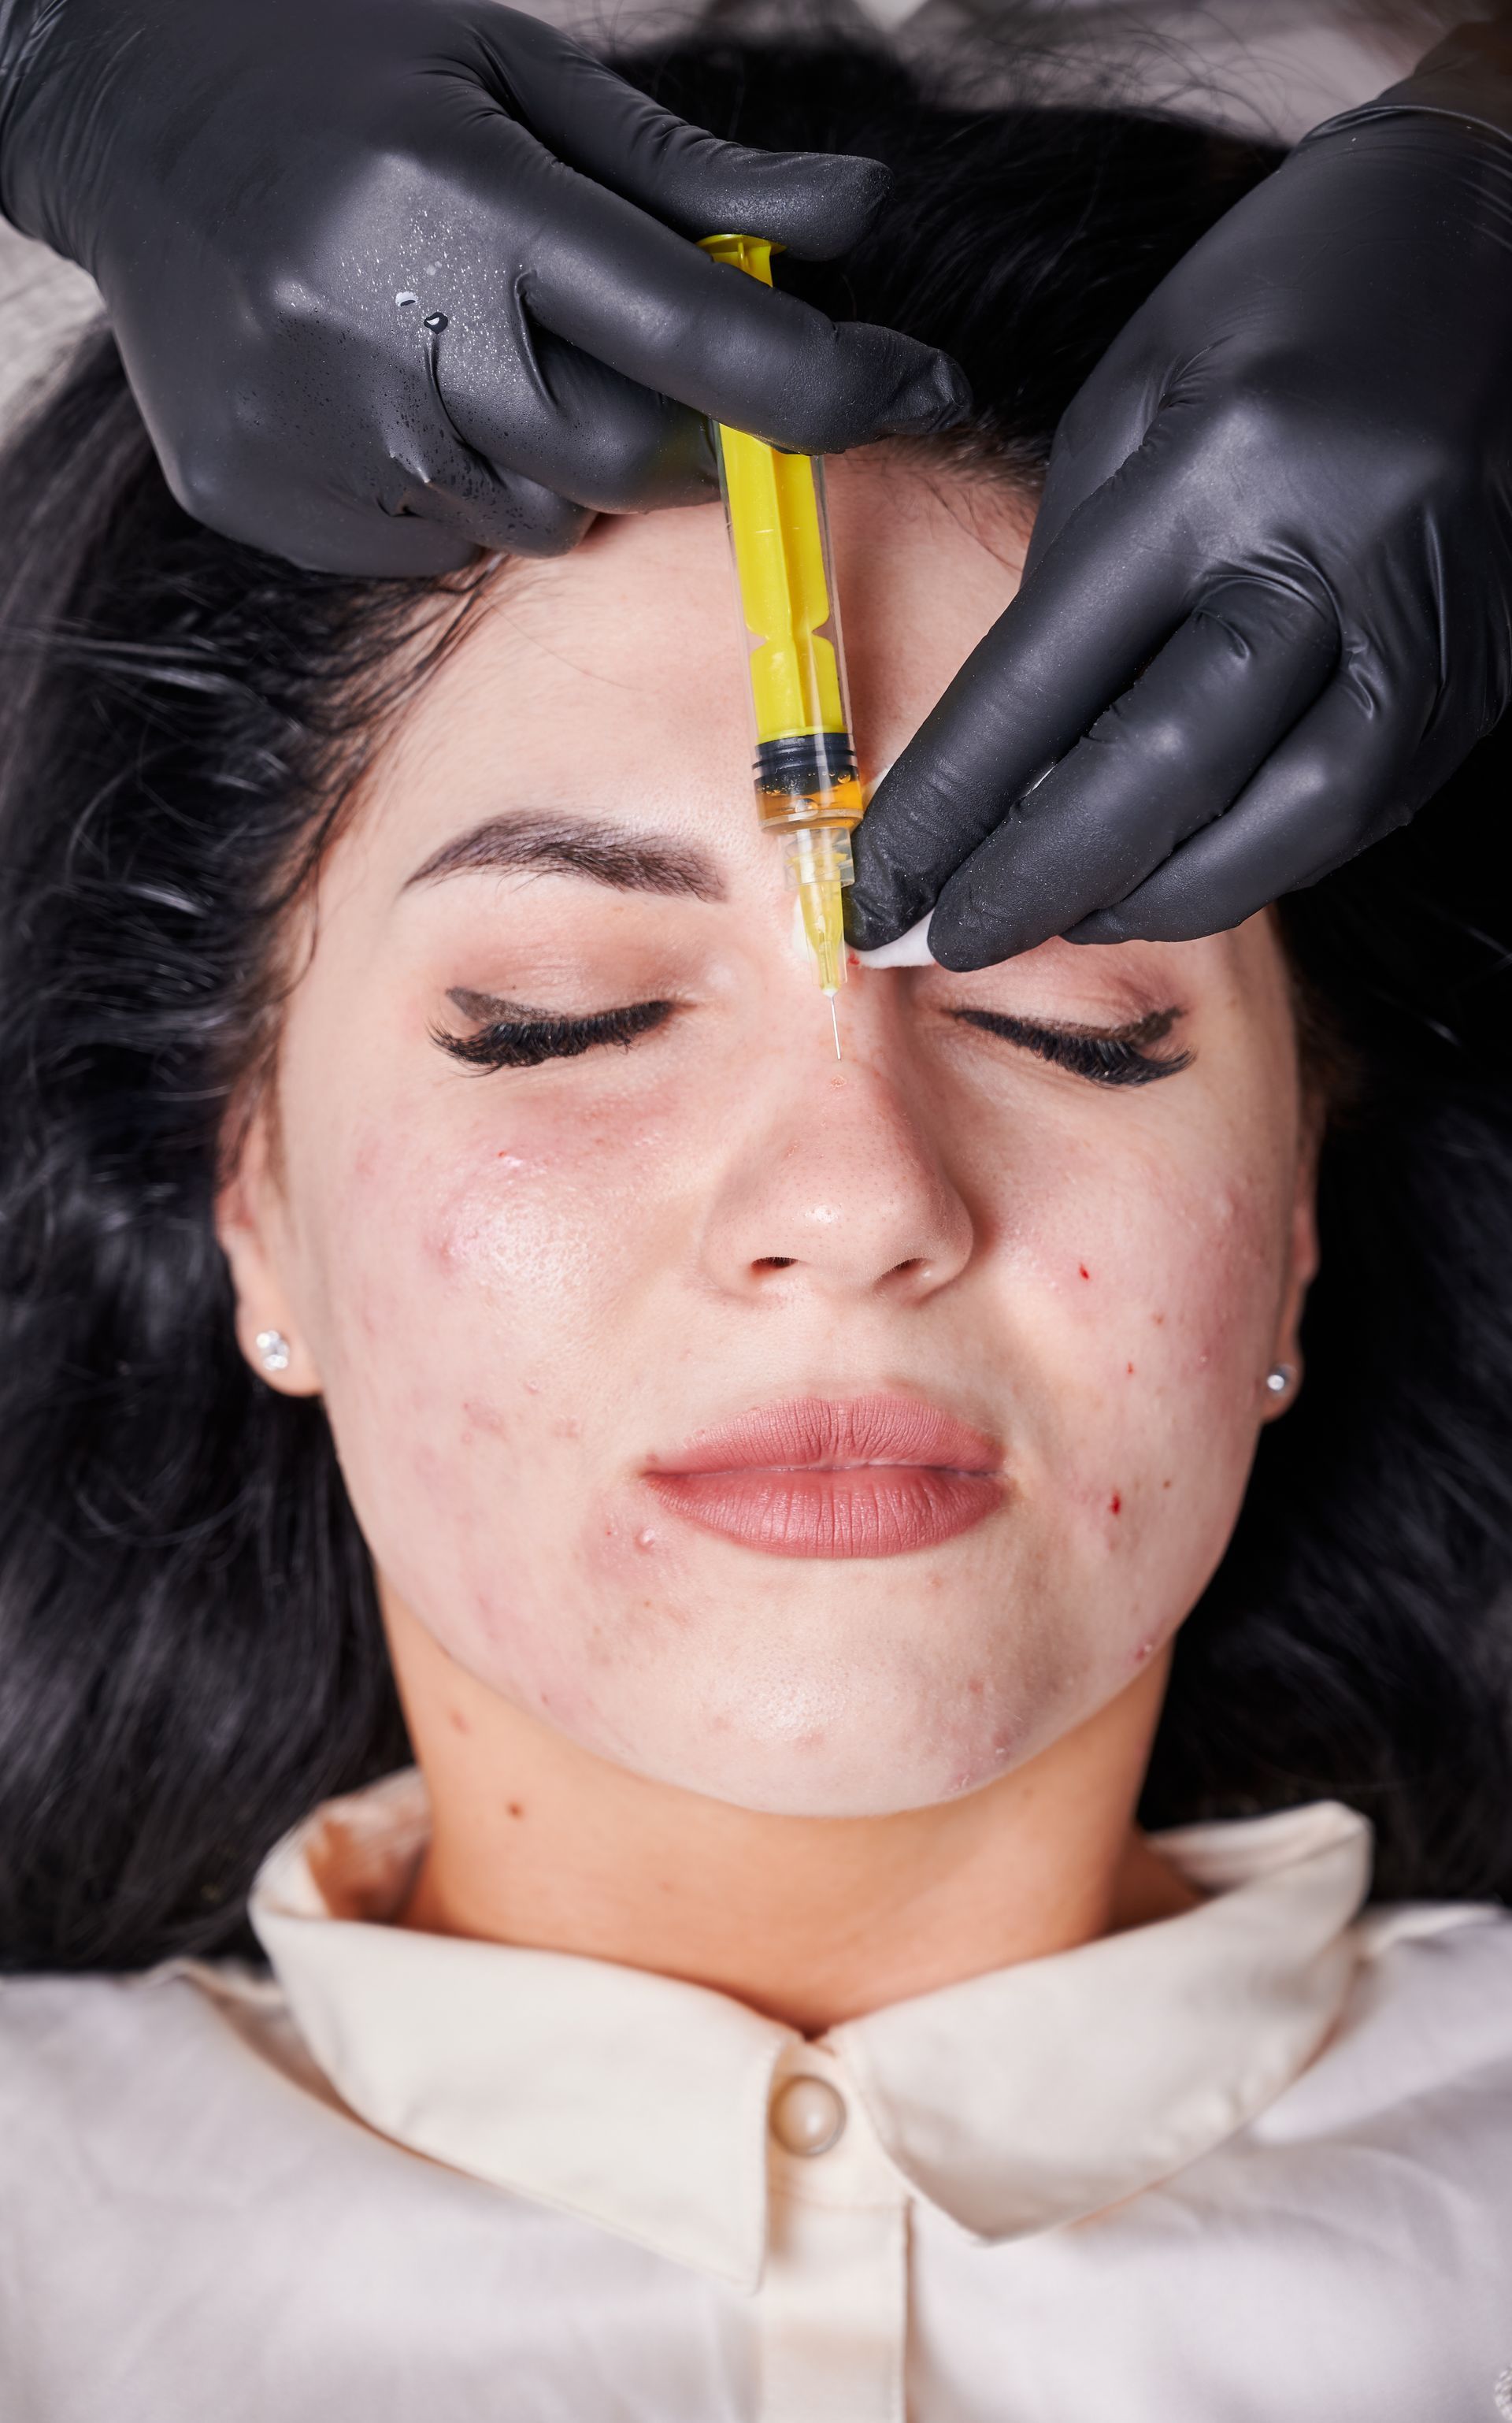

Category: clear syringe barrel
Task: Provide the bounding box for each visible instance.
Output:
[700,231,862,996]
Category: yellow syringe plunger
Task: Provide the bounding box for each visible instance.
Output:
[700,232,863,1015]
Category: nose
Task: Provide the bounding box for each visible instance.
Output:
[697,1013,976,1304]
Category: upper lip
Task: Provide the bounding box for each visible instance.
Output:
[647,1393,1002,1476]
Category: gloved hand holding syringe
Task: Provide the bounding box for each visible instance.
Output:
[6,1,1512,961]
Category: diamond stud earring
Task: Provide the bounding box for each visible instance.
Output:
[1265,1362,1296,1398]
[255,1329,291,1375]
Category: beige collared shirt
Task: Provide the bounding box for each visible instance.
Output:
[4,1770,1512,2421]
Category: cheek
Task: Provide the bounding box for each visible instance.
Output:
[281,1098,653,1623]
[317,1125,597,1394]
[1001,1125,1291,1664]
[302,1068,691,1368]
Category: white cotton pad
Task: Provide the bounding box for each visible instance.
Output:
[855,914,937,968]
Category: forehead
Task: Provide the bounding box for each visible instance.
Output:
[356,455,1029,880]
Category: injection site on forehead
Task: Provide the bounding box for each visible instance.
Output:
[354,440,1025,955]
[337,456,1276,1110]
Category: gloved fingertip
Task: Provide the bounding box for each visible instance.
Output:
[269,516,480,577]
[419,489,593,562]
[842,877,913,953]
[924,929,997,974]
[925,889,1038,971]
[777,153,893,258]
[1064,908,1132,945]
[841,887,884,946]
[886,351,973,436]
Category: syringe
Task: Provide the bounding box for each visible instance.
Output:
[701,232,864,1053]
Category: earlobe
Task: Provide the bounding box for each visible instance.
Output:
[215,1118,322,1397]
[1264,1359,1300,1412]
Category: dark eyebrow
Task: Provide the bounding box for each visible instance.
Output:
[403,812,724,902]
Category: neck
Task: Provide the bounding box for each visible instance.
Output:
[385,1597,1194,2035]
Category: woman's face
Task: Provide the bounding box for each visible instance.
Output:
[223,456,1317,1818]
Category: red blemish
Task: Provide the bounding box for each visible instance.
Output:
[967,1675,985,1697]
[1151,1312,1166,1327]
[1162,1478,1173,1490]
[1110,1493,1122,1515]
[506,1801,524,1820]
[447,1707,471,1736]
[1126,1362,1136,1376]
[1079,1264,1091,1281]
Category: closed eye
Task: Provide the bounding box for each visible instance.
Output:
[434,991,677,1071]
[951,1004,1191,1087]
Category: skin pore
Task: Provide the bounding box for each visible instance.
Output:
[218,453,1319,2034]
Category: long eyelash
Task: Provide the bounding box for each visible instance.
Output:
[951,1005,1191,1087]
[434,998,676,1070]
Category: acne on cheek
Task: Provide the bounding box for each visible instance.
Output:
[1062,1166,1284,1386]
[581,1494,702,1611]
[407,1091,705,1312]
[308,1115,709,1639]
[319,1023,778,1337]
[1173,1182,1292,1390]
[373,1438,632,1744]
[322,1118,591,1337]
[1012,1170,1284,1684]
[318,1297,710,1745]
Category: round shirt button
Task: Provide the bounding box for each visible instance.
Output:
[769,2073,847,2158]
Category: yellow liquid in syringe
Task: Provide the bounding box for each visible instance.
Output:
[702,232,863,1037]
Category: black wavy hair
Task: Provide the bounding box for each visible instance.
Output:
[3,36,1510,1973]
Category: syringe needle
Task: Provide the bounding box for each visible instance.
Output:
[828,992,842,1061]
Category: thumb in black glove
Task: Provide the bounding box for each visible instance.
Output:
[847,25,1512,967]
[0,0,969,573]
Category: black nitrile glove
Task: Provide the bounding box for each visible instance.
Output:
[0,0,967,573]
[848,24,1512,966]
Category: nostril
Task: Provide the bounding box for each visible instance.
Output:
[753,1256,796,1271]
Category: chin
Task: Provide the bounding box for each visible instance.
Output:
[601,1655,1054,1820]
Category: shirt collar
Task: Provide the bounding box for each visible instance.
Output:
[250,1772,1370,2291]
[831,1798,1370,2240]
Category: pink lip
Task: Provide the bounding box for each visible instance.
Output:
[643,1394,1004,1560]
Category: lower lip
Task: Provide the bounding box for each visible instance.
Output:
[643,1465,1003,1559]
